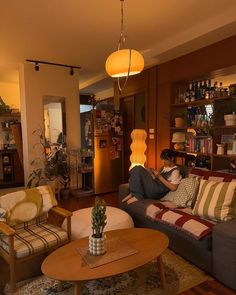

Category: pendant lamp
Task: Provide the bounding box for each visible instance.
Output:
[105,0,144,92]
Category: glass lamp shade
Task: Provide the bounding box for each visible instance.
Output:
[129,129,147,170]
[105,49,144,78]
[172,132,186,143]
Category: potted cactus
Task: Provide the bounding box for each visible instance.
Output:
[89,197,107,255]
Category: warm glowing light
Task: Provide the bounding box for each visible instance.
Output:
[129,129,147,170]
[105,0,144,91]
[105,49,144,78]
[172,132,185,151]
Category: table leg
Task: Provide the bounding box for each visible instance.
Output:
[157,255,167,289]
[74,281,83,295]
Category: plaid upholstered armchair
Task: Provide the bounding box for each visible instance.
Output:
[0,185,72,293]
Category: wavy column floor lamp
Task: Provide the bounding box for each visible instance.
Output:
[105,0,144,92]
[130,129,147,170]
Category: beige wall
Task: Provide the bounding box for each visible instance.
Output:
[19,63,81,184]
[0,82,20,110]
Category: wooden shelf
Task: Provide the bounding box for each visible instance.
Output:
[177,150,212,157]
[213,154,236,158]
[212,125,236,129]
[171,95,236,107]
[0,113,20,118]
[171,81,236,171]
[170,126,210,130]
[171,125,236,130]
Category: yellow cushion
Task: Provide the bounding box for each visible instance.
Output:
[0,185,57,226]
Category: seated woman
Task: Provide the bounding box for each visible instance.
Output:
[124,149,182,203]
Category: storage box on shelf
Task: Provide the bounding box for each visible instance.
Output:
[171,78,236,171]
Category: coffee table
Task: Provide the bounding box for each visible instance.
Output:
[41,228,169,295]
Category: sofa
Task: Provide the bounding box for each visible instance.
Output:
[119,168,236,291]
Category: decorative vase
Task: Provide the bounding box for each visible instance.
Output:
[89,234,107,255]
[175,117,185,127]
[216,144,225,155]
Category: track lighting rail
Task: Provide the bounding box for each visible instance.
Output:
[26,59,81,69]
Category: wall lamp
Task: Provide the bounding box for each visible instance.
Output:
[26,59,81,75]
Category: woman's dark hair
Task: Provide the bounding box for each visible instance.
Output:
[160,149,176,160]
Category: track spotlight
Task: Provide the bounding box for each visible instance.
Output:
[34,62,39,71]
[26,59,81,75]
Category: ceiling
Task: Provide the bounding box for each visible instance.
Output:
[1,0,236,95]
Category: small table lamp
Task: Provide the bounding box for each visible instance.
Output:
[172,132,185,151]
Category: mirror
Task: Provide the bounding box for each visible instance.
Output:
[43,96,66,146]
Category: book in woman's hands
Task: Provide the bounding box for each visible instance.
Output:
[146,167,159,179]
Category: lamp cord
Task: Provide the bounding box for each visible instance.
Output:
[119,0,125,49]
[118,0,131,93]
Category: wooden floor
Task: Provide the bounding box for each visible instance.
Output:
[58,191,236,295]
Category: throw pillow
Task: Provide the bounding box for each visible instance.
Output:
[161,177,200,207]
[0,185,57,226]
[192,179,236,222]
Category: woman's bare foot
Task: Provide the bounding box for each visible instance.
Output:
[121,193,132,203]
[127,196,138,204]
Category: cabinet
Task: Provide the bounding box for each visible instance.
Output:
[170,80,236,171]
[0,113,24,187]
[0,150,24,187]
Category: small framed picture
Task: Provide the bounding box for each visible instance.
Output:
[221,134,234,144]
[99,139,107,148]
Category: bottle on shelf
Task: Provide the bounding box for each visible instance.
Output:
[213,81,219,98]
[219,82,224,97]
[232,133,236,155]
[196,81,201,100]
[207,79,212,99]
[200,81,205,99]
[184,84,190,102]
[190,82,195,101]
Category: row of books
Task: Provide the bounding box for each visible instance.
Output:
[186,137,212,154]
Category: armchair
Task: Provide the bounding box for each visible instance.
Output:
[0,185,72,293]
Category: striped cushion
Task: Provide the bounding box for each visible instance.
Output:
[155,209,214,240]
[192,179,236,222]
[0,222,68,258]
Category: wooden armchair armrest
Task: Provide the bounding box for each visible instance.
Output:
[50,206,73,218]
[49,206,72,241]
[0,222,15,236]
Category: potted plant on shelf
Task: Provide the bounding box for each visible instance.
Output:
[89,197,107,255]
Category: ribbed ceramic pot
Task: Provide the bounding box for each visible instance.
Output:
[89,234,107,255]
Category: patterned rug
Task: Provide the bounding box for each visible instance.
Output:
[5,249,211,295]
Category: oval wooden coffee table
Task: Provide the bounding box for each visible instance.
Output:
[41,228,169,295]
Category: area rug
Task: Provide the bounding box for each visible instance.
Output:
[5,249,211,295]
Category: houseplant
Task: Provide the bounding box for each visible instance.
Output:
[27,128,70,198]
[89,197,107,255]
[47,145,70,198]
